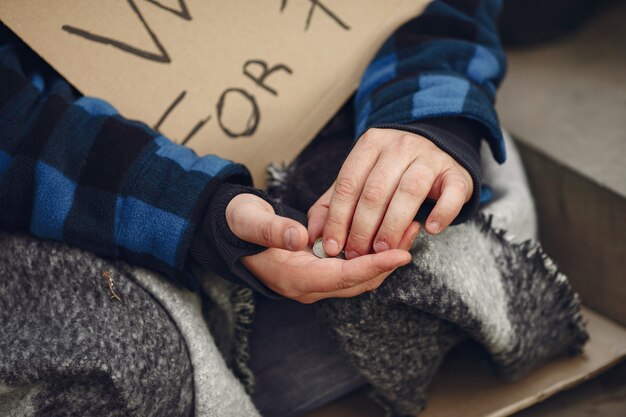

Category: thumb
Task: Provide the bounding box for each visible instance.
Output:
[226,193,308,251]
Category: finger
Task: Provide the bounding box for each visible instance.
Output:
[425,171,471,234]
[242,247,411,303]
[372,162,435,253]
[307,187,333,245]
[397,221,421,251]
[344,151,412,259]
[316,228,418,301]
[226,194,308,250]
[299,244,415,302]
[322,141,379,256]
[297,270,392,303]
[299,249,411,294]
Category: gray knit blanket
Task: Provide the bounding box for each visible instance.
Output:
[0,236,259,417]
[271,132,588,415]
[0,133,587,417]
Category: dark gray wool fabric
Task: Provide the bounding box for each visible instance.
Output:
[0,233,195,417]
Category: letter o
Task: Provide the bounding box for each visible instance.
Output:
[216,88,260,138]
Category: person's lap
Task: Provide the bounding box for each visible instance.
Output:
[0,231,366,417]
[0,232,195,416]
[249,295,366,417]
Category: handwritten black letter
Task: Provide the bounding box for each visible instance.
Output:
[147,0,192,21]
[243,60,293,96]
[154,90,187,130]
[217,88,260,138]
[305,0,350,31]
[62,0,171,63]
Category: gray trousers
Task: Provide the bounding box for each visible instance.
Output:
[249,296,366,417]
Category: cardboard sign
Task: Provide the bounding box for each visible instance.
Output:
[1,0,429,186]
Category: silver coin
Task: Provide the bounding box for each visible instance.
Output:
[313,237,345,259]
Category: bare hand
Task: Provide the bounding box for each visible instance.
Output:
[241,247,411,303]
[308,128,473,259]
[226,193,413,303]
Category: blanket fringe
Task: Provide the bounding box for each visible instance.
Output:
[267,163,292,203]
[231,286,257,394]
[475,212,588,377]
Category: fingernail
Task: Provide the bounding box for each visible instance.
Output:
[324,238,340,255]
[285,227,298,250]
[373,241,389,253]
[345,249,359,260]
[428,221,441,234]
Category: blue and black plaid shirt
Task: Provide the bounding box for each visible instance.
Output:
[0,0,506,284]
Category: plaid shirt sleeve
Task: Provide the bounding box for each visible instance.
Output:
[0,39,251,286]
[355,0,507,163]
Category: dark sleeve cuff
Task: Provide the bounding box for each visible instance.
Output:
[371,118,483,224]
[189,183,307,299]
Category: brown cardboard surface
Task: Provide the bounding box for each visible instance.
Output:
[305,307,626,417]
[0,0,429,187]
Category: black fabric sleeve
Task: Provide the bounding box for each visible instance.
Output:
[372,117,483,224]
